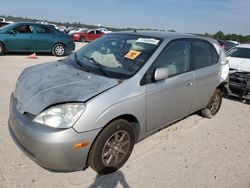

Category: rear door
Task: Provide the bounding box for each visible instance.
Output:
[86,30,95,41]
[6,24,34,51]
[145,39,194,132]
[32,25,54,52]
[191,39,221,111]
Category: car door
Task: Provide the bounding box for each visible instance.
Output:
[145,39,194,132]
[6,24,34,52]
[191,40,221,111]
[86,30,95,41]
[32,25,54,52]
[95,30,103,39]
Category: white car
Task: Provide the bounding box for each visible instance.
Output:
[98,27,111,34]
[69,28,88,35]
[226,44,250,99]
[224,40,240,52]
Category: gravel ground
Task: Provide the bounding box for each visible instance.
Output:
[0,42,250,188]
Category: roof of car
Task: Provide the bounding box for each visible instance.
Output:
[10,22,53,27]
[237,44,250,48]
[113,30,217,43]
[225,40,240,44]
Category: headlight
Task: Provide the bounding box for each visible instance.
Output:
[33,103,86,129]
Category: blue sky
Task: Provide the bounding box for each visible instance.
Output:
[0,0,249,35]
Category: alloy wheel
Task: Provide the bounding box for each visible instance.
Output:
[102,130,131,167]
[54,45,65,56]
[210,93,221,115]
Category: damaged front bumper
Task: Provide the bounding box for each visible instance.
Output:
[229,70,250,100]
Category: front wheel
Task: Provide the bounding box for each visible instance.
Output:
[88,119,135,174]
[201,89,222,118]
[52,44,66,56]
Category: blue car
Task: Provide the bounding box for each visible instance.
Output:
[0,22,75,56]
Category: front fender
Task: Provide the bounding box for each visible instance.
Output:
[73,93,146,140]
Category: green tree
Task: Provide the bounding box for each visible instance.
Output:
[214,31,225,40]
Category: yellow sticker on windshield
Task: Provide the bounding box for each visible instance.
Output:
[124,50,141,60]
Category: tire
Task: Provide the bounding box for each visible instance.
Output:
[88,119,135,174]
[52,44,66,57]
[201,89,222,118]
[0,43,5,56]
[80,37,86,42]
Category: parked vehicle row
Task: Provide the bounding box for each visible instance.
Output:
[0,21,111,57]
[9,31,228,174]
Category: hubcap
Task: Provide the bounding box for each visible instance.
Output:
[210,94,220,114]
[102,130,131,167]
[55,45,64,56]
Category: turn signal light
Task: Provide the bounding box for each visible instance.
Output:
[74,141,89,149]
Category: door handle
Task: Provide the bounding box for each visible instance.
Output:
[186,82,193,87]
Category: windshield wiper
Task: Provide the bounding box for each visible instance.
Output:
[74,52,84,67]
[82,55,112,78]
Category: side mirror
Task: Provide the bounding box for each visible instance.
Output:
[154,67,169,81]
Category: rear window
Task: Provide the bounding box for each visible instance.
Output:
[35,25,53,34]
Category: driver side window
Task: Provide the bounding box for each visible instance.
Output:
[12,25,33,34]
[88,30,95,34]
[152,40,190,77]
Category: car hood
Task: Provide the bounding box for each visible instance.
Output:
[14,61,119,115]
[228,57,250,72]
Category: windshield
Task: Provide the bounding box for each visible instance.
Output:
[226,47,250,59]
[73,33,161,79]
[0,22,14,31]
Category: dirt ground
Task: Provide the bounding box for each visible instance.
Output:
[0,42,250,188]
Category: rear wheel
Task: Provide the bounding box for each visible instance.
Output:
[201,89,222,118]
[88,119,135,174]
[0,43,5,55]
[52,44,66,56]
[80,37,86,42]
